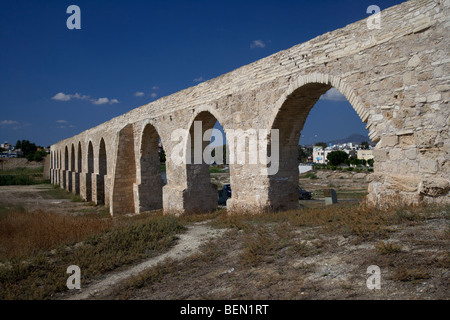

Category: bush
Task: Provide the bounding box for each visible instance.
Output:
[0,174,36,186]
[25,150,47,162]
[327,151,349,166]
[303,172,318,179]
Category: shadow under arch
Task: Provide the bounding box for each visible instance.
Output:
[183,110,225,213]
[96,138,107,204]
[85,140,94,202]
[136,122,165,212]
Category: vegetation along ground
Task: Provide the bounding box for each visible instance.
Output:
[0,165,448,300]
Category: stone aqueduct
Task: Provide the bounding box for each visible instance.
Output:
[49,0,449,216]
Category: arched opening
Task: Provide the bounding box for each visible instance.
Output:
[57,150,61,185]
[269,82,373,210]
[77,142,82,173]
[63,146,69,189]
[185,111,226,212]
[64,146,69,171]
[138,123,165,211]
[97,138,107,204]
[70,144,75,172]
[86,141,94,202]
[87,142,94,174]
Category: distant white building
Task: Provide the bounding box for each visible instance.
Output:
[312,146,326,164]
[1,142,12,150]
[313,144,367,164]
[357,149,374,161]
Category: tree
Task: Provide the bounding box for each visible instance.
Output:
[367,159,374,167]
[361,141,370,150]
[18,140,37,157]
[327,150,349,166]
[159,147,166,163]
[297,146,311,163]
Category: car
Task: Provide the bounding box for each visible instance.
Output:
[218,184,232,206]
[299,187,312,200]
[223,184,231,197]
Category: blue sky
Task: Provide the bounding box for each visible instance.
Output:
[0,0,404,147]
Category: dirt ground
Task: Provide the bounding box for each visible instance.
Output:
[0,158,44,171]
[0,184,104,216]
[100,214,448,300]
[0,172,448,300]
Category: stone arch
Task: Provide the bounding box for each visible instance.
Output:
[135,122,165,212]
[183,110,223,213]
[85,140,94,202]
[96,138,107,204]
[77,142,82,173]
[269,73,377,142]
[63,146,69,190]
[57,149,61,185]
[266,73,375,210]
[70,144,75,171]
[87,141,94,174]
[64,146,69,171]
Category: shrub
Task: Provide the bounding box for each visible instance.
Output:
[327,151,349,166]
[375,241,402,254]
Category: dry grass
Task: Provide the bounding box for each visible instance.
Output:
[392,266,431,282]
[375,241,402,255]
[102,203,449,300]
[0,208,112,261]
[0,208,185,300]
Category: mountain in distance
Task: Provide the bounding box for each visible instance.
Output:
[327,133,370,145]
[303,133,371,147]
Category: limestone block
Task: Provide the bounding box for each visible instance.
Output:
[427,93,441,102]
[418,130,437,147]
[372,149,387,162]
[419,158,438,174]
[388,174,422,192]
[419,178,450,197]
[405,148,418,160]
[380,135,398,148]
[388,148,403,161]
[408,55,421,68]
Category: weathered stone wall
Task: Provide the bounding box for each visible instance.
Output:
[50,0,449,215]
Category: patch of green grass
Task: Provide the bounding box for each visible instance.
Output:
[302,172,318,180]
[0,167,46,185]
[209,166,224,173]
[40,185,83,202]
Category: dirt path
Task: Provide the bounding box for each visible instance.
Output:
[65,222,226,300]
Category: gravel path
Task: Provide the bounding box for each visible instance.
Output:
[65,222,226,300]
